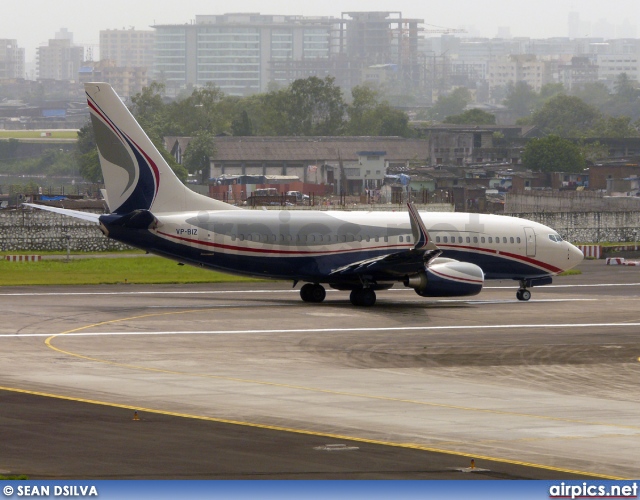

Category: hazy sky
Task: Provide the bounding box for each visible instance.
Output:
[3,0,639,62]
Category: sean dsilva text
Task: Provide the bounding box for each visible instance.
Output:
[9,485,98,497]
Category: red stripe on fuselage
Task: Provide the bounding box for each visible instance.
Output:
[156,230,563,273]
[157,230,407,256]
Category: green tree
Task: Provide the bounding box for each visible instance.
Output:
[590,115,639,138]
[231,109,254,136]
[286,76,346,135]
[75,123,102,183]
[443,108,496,125]
[572,81,611,111]
[578,140,609,163]
[521,135,586,173]
[504,81,538,120]
[182,131,216,182]
[528,94,601,137]
[130,82,167,139]
[428,87,471,121]
[345,85,413,137]
[346,85,380,135]
[604,73,640,121]
[165,83,230,136]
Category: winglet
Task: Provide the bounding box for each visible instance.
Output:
[407,202,438,251]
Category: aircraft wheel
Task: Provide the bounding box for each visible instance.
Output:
[300,283,326,303]
[350,288,376,307]
[516,289,531,301]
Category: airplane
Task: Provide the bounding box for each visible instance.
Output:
[26,83,584,306]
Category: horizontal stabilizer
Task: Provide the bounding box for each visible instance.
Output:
[23,203,102,224]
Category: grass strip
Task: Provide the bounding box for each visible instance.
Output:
[0,256,262,286]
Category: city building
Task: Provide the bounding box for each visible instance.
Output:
[152,11,424,96]
[0,39,25,79]
[487,54,553,92]
[153,13,338,96]
[99,28,155,69]
[37,37,84,81]
[78,60,148,98]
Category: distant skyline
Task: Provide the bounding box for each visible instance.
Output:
[2,0,639,63]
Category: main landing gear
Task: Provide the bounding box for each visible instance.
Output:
[349,287,376,307]
[300,283,326,303]
[516,280,531,301]
[299,283,377,307]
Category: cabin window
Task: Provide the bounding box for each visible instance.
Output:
[436,236,441,243]
[347,235,354,242]
[473,237,478,243]
[357,235,363,242]
[340,235,346,243]
[399,236,404,243]
[366,236,370,242]
[231,234,236,241]
[407,236,411,243]
[443,236,448,243]
[503,237,507,244]
[375,236,379,242]
[488,237,493,243]
[481,237,485,243]
[517,237,521,244]
[458,237,463,243]
[238,234,244,241]
[384,236,389,242]
[510,237,514,244]
[466,237,470,243]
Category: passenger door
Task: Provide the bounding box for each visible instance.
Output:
[524,227,536,257]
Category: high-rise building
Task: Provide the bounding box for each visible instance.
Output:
[153,13,337,96]
[0,39,25,79]
[487,54,552,92]
[36,34,84,81]
[152,12,424,96]
[99,28,155,68]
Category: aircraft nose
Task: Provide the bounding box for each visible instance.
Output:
[567,243,584,269]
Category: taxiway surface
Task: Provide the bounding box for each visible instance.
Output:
[0,259,638,479]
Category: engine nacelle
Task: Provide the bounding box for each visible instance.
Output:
[404,260,484,298]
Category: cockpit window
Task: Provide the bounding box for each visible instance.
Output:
[548,234,563,242]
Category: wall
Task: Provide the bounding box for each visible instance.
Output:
[0,209,130,252]
[508,211,640,243]
[3,207,638,252]
[505,191,640,213]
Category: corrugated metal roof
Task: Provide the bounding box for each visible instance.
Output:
[208,136,429,162]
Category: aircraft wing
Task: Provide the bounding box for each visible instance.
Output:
[329,247,441,280]
[23,203,102,224]
[329,203,441,281]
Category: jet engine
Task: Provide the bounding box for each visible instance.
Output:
[404,258,484,297]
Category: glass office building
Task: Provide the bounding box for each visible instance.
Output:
[153,14,335,96]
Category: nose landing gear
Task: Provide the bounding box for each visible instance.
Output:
[516,288,531,301]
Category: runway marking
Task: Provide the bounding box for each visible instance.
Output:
[0,282,639,297]
[0,385,625,480]
[1,320,637,338]
[35,314,640,438]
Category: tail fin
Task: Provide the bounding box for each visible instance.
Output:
[85,82,237,214]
